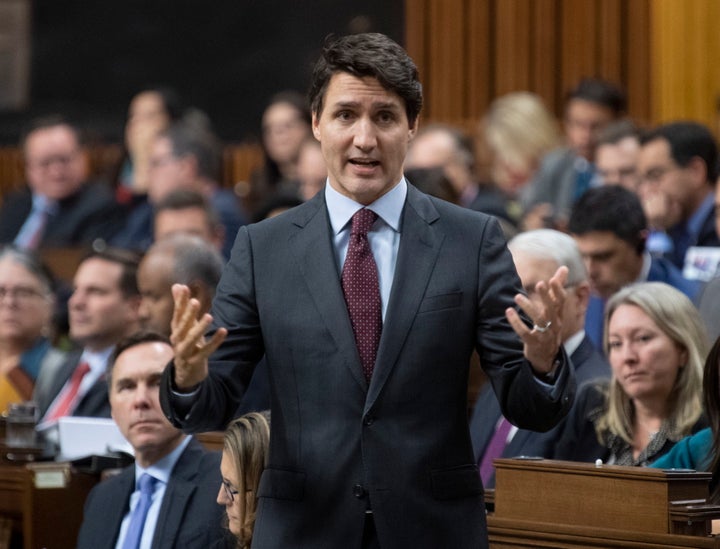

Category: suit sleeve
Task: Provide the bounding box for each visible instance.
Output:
[474,217,575,432]
[161,225,264,431]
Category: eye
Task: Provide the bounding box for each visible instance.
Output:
[377,111,396,123]
[607,340,622,350]
[336,110,354,121]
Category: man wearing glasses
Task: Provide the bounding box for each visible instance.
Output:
[77,331,225,549]
[0,115,122,249]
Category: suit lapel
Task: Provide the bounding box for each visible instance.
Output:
[288,195,367,391]
[100,468,135,549]
[366,187,443,410]
[151,440,199,548]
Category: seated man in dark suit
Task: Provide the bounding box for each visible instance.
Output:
[470,229,610,487]
[34,248,141,421]
[76,331,226,549]
[0,115,122,249]
[568,185,699,350]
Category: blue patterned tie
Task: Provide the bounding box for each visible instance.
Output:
[122,474,157,549]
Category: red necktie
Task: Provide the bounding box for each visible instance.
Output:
[342,209,382,381]
[46,362,91,421]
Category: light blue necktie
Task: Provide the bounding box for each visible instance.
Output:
[122,474,157,549]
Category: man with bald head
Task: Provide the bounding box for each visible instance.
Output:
[137,234,224,336]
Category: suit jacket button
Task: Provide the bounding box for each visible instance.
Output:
[353,484,366,498]
[363,415,375,426]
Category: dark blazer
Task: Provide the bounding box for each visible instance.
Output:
[521,147,579,222]
[160,185,575,549]
[554,381,708,464]
[34,350,111,419]
[76,438,226,549]
[470,334,610,487]
[0,182,123,247]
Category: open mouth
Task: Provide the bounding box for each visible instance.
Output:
[349,158,380,168]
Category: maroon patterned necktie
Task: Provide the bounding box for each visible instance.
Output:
[342,208,381,381]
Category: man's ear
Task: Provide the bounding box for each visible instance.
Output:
[686,156,708,188]
[574,281,591,314]
[312,112,321,140]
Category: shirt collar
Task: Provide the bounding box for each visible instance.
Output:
[31,193,58,215]
[80,346,115,376]
[325,178,407,235]
[135,435,191,486]
[636,250,652,283]
[563,329,586,357]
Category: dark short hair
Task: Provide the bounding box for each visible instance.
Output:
[568,185,646,254]
[129,86,185,122]
[596,119,639,148]
[19,115,84,152]
[80,248,141,298]
[106,330,171,388]
[154,189,222,233]
[566,78,626,116]
[308,33,423,125]
[640,121,718,184]
[162,121,222,182]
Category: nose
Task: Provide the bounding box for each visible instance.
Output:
[353,117,377,151]
[217,484,230,506]
[132,383,153,409]
[138,298,150,323]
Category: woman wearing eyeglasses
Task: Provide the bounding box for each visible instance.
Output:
[218,411,271,549]
[0,246,65,413]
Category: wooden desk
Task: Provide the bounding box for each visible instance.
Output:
[0,462,100,549]
[488,458,720,548]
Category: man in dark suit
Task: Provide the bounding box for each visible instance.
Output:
[568,185,700,351]
[0,115,122,249]
[160,33,575,549]
[470,229,610,487]
[77,332,225,549]
[637,121,720,269]
[35,249,141,421]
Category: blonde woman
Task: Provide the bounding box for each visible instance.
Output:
[218,411,271,549]
[554,282,707,465]
[481,91,561,200]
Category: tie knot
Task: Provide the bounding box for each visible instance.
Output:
[138,474,156,495]
[350,208,377,236]
[75,361,91,378]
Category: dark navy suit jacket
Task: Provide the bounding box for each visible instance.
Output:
[76,438,226,549]
[470,334,610,487]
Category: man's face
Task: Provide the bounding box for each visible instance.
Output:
[596,137,640,191]
[638,138,697,219]
[510,253,586,341]
[24,125,87,200]
[69,258,140,350]
[137,251,174,336]
[147,136,195,204]
[312,73,417,206]
[564,99,615,161]
[154,207,222,251]
[573,231,642,299]
[110,341,183,466]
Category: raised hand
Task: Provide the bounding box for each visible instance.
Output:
[505,266,567,375]
[170,284,227,389]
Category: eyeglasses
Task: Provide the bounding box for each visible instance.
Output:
[0,286,47,303]
[221,479,240,502]
[27,151,80,171]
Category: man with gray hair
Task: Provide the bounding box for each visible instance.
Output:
[469,229,610,487]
